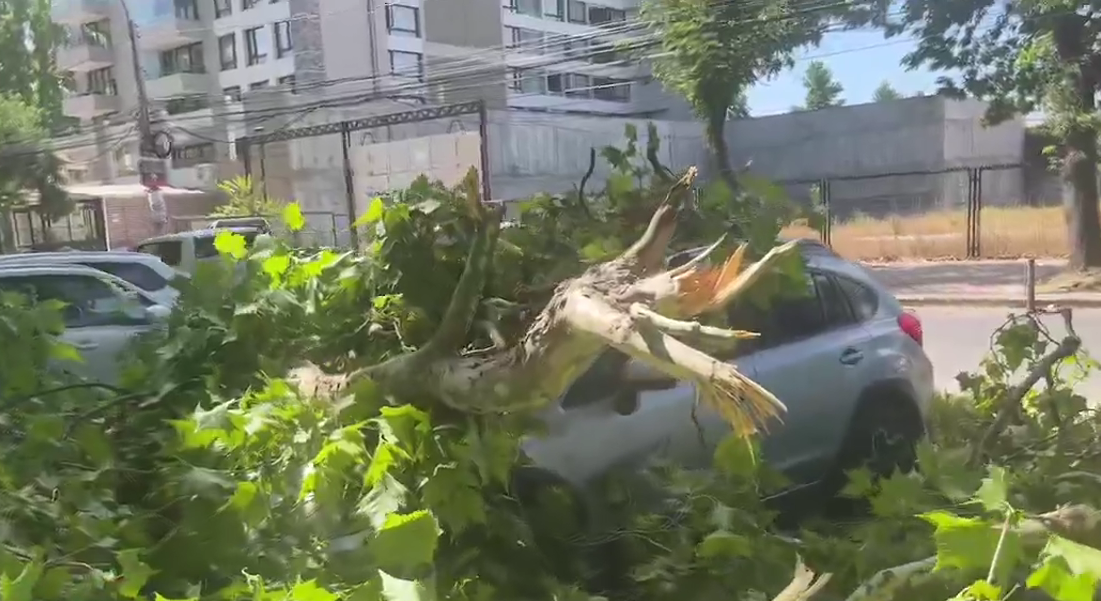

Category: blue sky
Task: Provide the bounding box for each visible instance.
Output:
[745,28,942,115]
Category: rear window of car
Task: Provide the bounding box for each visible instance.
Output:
[137,241,183,267]
[79,261,169,292]
[835,276,879,321]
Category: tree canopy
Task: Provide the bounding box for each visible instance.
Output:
[873,80,902,102]
[640,0,847,190]
[0,0,68,133]
[882,0,1101,268]
[795,60,845,111]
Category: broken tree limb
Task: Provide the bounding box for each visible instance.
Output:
[772,556,832,601]
[291,165,799,434]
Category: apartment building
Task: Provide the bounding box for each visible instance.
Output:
[50,0,300,186]
[294,0,687,117]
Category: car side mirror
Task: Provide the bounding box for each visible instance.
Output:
[144,304,171,321]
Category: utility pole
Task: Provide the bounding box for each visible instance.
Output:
[118,0,169,231]
[118,0,165,187]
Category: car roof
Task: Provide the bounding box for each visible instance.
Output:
[667,236,838,267]
[0,251,166,263]
[139,227,261,244]
[0,263,154,295]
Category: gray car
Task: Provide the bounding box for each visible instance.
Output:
[521,238,934,504]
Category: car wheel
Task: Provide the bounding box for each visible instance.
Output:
[830,396,923,492]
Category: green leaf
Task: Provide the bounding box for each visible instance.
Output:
[974,465,1010,512]
[355,197,386,228]
[1040,535,1101,579]
[369,510,441,572]
[1028,559,1098,601]
[713,435,757,480]
[153,594,199,601]
[262,255,291,278]
[0,553,44,601]
[116,549,156,599]
[954,579,1001,601]
[920,511,1023,583]
[695,530,752,559]
[214,231,248,260]
[379,571,436,601]
[48,340,83,363]
[283,202,306,231]
[290,579,339,601]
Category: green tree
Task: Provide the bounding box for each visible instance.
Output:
[0,0,69,133]
[210,175,285,218]
[0,94,70,250]
[881,0,1101,268]
[640,0,844,191]
[873,80,902,102]
[796,60,845,110]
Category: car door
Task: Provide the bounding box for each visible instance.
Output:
[524,349,757,487]
[2,274,152,384]
[724,270,874,488]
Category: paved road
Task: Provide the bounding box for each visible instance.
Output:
[867,259,1067,298]
[920,305,1101,399]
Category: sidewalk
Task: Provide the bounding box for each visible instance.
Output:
[865,259,1101,307]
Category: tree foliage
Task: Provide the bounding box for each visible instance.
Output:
[793,60,845,111]
[209,175,286,219]
[2,134,1101,601]
[878,0,1101,268]
[0,95,70,224]
[872,80,902,102]
[639,0,843,190]
[0,0,68,133]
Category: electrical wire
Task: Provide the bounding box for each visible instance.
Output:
[31,0,865,153]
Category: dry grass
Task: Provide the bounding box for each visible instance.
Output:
[781,205,1068,261]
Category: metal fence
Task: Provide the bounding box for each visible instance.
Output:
[234,101,491,250]
[777,163,1055,259]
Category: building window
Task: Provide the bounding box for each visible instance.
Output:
[565,73,591,98]
[165,95,209,114]
[593,77,630,102]
[274,20,293,57]
[218,33,237,70]
[159,42,205,76]
[546,72,563,95]
[389,50,423,81]
[214,0,231,18]
[508,68,546,94]
[174,0,199,19]
[245,26,269,65]
[249,80,269,90]
[172,142,217,168]
[588,5,625,25]
[506,27,544,53]
[567,0,587,23]
[87,67,116,95]
[507,0,540,16]
[544,0,564,20]
[223,86,241,101]
[242,0,259,9]
[79,20,111,46]
[386,4,420,37]
[277,74,296,93]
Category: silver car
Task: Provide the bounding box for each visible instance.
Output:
[521,239,934,505]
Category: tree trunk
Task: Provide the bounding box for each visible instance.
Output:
[705,109,739,195]
[1062,119,1101,269]
[292,167,798,436]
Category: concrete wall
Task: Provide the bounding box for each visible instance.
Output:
[259,96,1030,233]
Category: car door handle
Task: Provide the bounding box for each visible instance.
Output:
[839,347,864,365]
[70,341,100,350]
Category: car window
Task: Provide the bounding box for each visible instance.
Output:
[813,272,855,326]
[0,274,147,328]
[727,272,858,349]
[560,350,630,409]
[835,276,879,322]
[77,261,168,292]
[137,241,183,267]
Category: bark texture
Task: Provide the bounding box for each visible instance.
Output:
[292,167,799,435]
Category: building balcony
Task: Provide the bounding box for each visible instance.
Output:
[57,40,114,72]
[51,0,110,26]
[145,72,209,102]
[135,15,204,51]
[63,92,119,119]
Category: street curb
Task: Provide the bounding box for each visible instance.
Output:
[895,295,1101,308]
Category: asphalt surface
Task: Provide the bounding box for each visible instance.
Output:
[919,305,1101,399]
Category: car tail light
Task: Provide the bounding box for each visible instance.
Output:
[898,311,923,347]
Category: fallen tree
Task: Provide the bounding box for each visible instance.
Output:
[293,167,800,435]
